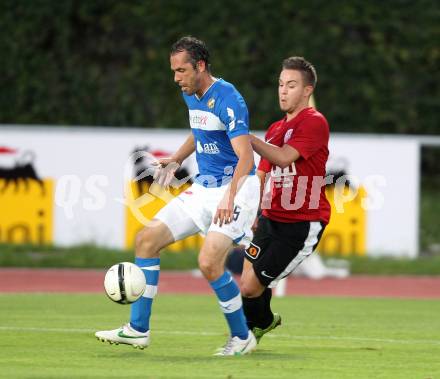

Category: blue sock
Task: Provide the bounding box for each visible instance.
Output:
[130,257,160,333]
[209,271,249,340]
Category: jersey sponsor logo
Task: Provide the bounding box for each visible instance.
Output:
[188,110,226,131]
[196,140,204,154]
[204,143,220,154]
[284,129,293,143]
[245,242,261,260]
[226,107,236,131]
[207,97,215,109]
[197,141,220,155]
[189,114,208,126]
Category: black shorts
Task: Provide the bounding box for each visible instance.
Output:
[244,216,326,287]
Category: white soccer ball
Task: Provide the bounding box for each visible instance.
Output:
[104,262,146,304]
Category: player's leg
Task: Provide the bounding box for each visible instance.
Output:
[199,232,247,341]
[199,231,256,356]
[194,175,260,355]
[242,219,326,343]
[241,259,276,323]
[241,259,281,343]
[130,197,201,335]
[96,197,200,348]
[95,220,175,348]
[240,216,281,341]
[129,220,174,335]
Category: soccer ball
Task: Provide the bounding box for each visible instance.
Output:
[104,262,146,304]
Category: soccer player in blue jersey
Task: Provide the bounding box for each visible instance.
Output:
[96,36,259,356]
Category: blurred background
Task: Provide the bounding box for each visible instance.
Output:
[1,1,438,133]
[0,0,439,275]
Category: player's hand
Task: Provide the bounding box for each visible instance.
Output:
[152,157,181,188]
[214,192,235,227]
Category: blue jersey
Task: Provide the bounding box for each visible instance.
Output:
[183,79,256,187]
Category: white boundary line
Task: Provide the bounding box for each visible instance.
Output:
[0,326,439,346]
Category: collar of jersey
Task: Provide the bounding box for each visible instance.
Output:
[283,107,314,125]
[194,78,220,101]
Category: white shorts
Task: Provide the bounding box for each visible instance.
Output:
[155,175,260,247]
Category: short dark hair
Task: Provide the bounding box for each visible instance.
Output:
[282,57,317,87]
[170,36,210,71]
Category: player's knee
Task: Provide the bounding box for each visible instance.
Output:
[198,255,221,281]
[240,276,264,298]
[135,227,161,257]
[240,281,257,298]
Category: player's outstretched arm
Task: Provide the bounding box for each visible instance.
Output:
[250,134,300,169]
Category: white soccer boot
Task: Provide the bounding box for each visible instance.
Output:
[95,323,150,349]
[214,331,257,356]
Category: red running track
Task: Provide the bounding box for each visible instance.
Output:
[1,268,440,299]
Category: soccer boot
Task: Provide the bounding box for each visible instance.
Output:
[214,331,257,356]
[252,313,282,344]
[95,323,150,349]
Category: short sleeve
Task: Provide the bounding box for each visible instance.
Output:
[218,92,250,139]
[286,117,328,160]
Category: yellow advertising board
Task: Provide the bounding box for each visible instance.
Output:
[0,179,54,244]
[317,186,367,256]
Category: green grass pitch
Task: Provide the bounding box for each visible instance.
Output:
[0,293,439,379]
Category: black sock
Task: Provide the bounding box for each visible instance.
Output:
[242,288,274,330]
[242,295,264,329]
[260,287,274,329]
